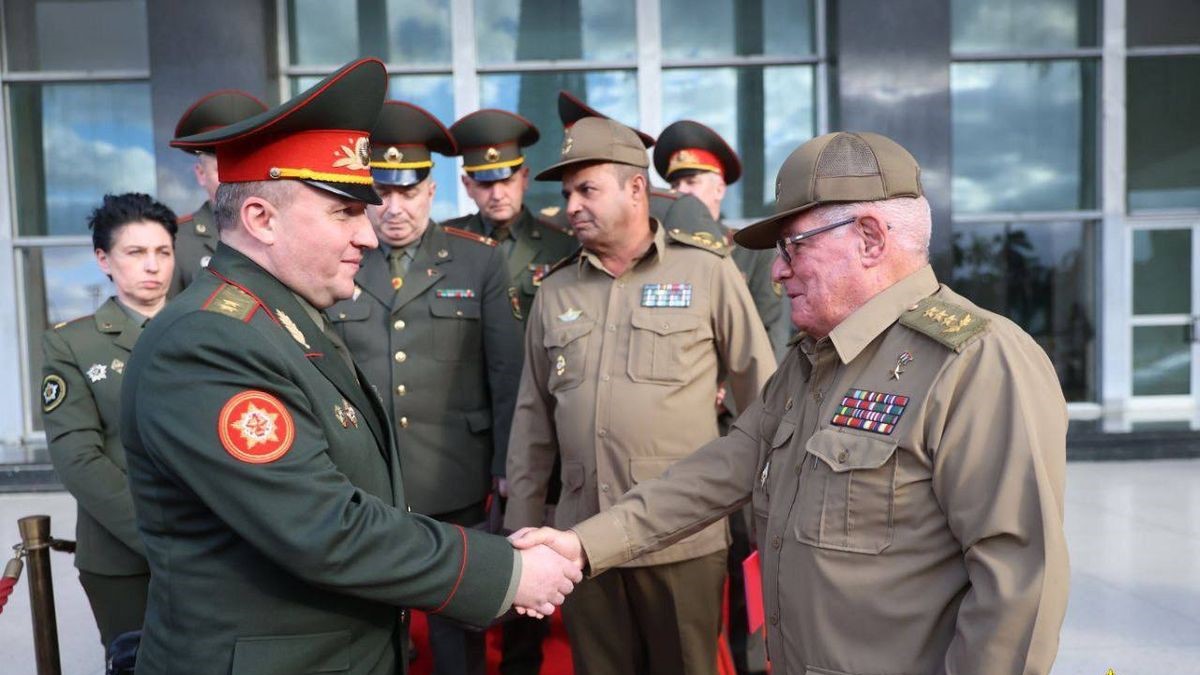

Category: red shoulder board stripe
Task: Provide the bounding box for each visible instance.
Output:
[178,213,195,224]
[444,226,497,247]
[218,390,295,463]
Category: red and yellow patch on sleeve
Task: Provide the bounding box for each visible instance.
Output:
[217,390,296,463]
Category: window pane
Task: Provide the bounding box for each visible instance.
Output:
[1127,0,1200,47]
[8,82,156,237]
[479,70,637,212]
[3,0,148,72]
[951,220,1097,401]
[388,75,459,223]
[951,59,1098,213]
[1133,229,1192,315]
[951,0,1098,51]
[287,0,452,66]
[661,0,814,59]
[1127,56,1200,211]
[662,66,815,220]
[21,246,115,432]
[1132,325,1191,396]
[475,0,636,64]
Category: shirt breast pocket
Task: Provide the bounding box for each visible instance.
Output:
[430,300,481,361]
[543,319,595,393]
[627,310,708,385]
[793,428,898,554]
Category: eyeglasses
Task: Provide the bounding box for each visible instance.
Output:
[775,217,856,264]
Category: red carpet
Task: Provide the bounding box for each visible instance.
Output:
[407,611,575,675]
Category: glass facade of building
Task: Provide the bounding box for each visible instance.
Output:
[1,0,1198,462]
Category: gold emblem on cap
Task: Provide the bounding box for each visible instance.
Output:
[269,167,282,179]
[385,146,403,163]
[676,149,697,163]
[334,137,370,171]
[485,147,500,162]
[561,133,573,156]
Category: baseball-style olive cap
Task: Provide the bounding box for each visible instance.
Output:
[734,131,923,249]
[535,116,648,182]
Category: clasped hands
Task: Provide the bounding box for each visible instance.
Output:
[508,527,587,619]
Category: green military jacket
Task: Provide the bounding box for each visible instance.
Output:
[443,206,578,322]
[121,244,515,675]
[169,201,218,295]
[649,189,724,239]
[327,223,524,516]
[41,298,148,576]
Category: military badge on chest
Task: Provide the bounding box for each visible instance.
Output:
[86,363,107,382]
[641,283,692,308]
[333,399,359,429]
[830,389,909,435]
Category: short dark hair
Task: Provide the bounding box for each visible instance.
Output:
[213,181,293,232]
[88,193,178,252]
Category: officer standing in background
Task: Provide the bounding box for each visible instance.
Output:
[326,100,525,675]
[514,131,1070,675]
[505,117,776,675]
[555,90,725,241]
[41,193,177,653]
[122,59,580,675]
[445,110,578,321]
[655,119,791,357]
[169,89,266,293]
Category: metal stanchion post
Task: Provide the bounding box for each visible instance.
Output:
[19,515,62,675]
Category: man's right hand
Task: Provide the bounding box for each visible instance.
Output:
[509,527,586,570]
[512,543,583,618]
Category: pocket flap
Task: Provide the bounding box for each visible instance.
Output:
[630,310,703,336]
[327,300,370,322]
[562,461,585,489]
[430,300,481,319]
[464,407,492,432]
[231,630,350,674]
[543,319,595,348]
[771,419,796,449]
[804,428,898,473]
[629,457,675,483]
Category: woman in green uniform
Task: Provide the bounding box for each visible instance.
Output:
[40,192,177,650]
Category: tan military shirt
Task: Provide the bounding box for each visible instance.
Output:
[574,265,1069,674]
[505,220,775,567]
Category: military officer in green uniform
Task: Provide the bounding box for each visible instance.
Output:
[554,90,725,241]
[444,109,578,322]
[655,119,791,357]
[121,59,582,675]
[169,89,267,294]
[326,100,525,675]
[41,193,177,652]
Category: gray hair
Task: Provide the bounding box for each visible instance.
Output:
[819,196,931,258]
[212,181,293,232]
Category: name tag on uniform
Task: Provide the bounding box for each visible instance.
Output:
[641,283,691,308]
[830,389,909,435]
[435,289,475,299]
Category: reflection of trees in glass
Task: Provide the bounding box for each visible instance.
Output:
[952,224,1095,400]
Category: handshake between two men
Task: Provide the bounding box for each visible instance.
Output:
[508,528,585,618]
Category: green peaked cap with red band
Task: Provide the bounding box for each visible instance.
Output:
[171,58,388,205]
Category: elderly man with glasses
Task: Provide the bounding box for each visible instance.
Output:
[511,131,1070,675]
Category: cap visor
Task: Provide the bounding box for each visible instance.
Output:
[535,157,610,182]
[732,202,816,249]
[466,166,517,183]
[371,167,429,187]
[303,179,382,205]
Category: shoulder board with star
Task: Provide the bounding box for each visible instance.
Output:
[51,314,92,331]
[177,212,194,224]
[444,226,497,247]
[899,296,990,352]
[202,283,260,323]
[666,226,728,257]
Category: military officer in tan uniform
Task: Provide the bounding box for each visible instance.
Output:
[41,192,177,651]
[555,90,725,241]
[169,89,267,294]
[513,132,1070,675]
[326,100,525,675]
[505,117,776,675]
[444,110,578,321]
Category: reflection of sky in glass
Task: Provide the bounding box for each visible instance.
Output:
[661,0,813,59]
[31,247,114,325]
[951,60,1094,213]
[480,70,638,212]
[388,75,458,222]
[662,66,815,219]
[289,0,357,65]
[19,83,157,236]
[951,0,1095,51]
[386,0,452,64]
[475,0,635,64]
